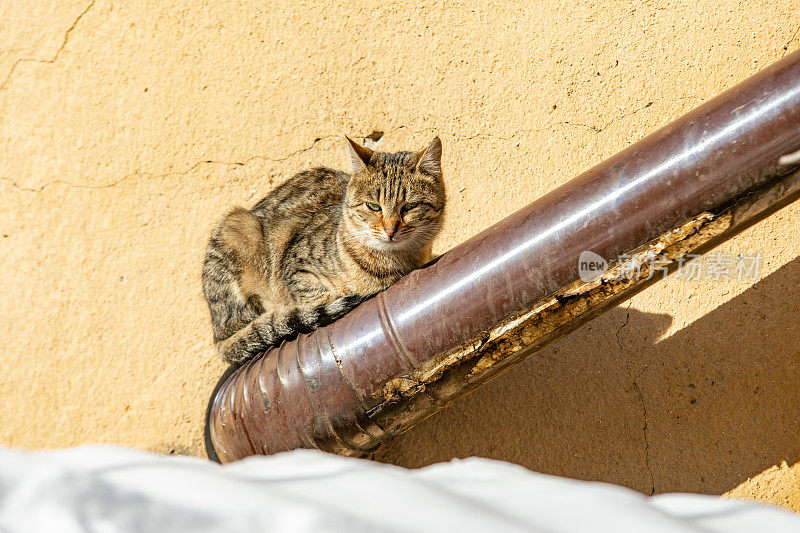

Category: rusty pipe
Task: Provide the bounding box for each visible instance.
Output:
[207,50,800,463]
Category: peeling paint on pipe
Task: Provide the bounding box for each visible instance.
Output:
[207,50,800,463]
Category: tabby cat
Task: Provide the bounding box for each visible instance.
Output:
[202,136,446,365]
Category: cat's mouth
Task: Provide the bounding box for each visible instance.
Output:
[372,234,411,248]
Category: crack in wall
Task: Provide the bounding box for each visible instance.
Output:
[615,303,657,496]
[562,100,655,133]
[1,2,711,197]
[0,125,444,193]
[0,133,343,193]
[629,377,656,496]
[0,0,96,93]
[1,125,430,193]
[614,302,631,351]
[559,96,704,134]
[1,95,703,194]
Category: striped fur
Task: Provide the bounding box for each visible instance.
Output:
[202,136,445,365]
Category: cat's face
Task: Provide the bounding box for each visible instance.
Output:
[343,137,445,252]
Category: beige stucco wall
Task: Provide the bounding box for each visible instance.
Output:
[2,0,799,510]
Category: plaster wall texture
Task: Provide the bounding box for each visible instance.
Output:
[1,0,799,509]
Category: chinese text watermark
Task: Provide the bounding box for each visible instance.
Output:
[578,251,762,283]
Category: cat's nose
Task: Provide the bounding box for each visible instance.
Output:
[384,220,401,239]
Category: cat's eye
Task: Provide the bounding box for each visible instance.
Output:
[401,202,419,212]
[365,202,381,212]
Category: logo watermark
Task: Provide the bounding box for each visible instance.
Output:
[578,251,608,282]
[578,251,762,283]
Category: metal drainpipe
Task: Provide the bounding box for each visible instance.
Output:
[206,50,800,463]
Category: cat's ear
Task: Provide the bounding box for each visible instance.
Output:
[345,136,373,173]
[415,136,442,179]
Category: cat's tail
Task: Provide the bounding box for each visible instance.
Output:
[216,295,365,366]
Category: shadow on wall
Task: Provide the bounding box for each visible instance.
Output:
[374,257,800,496]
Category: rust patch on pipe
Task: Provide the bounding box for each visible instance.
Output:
[465,213,724,378]
[370,213,725,406]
